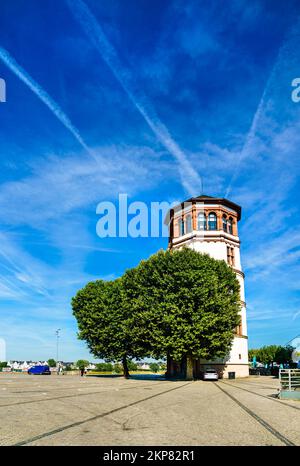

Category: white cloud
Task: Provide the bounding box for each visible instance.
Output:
[0,145,171,227]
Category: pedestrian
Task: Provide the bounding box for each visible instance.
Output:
[80,368,84,377]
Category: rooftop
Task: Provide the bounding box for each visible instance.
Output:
[170,195,241,220]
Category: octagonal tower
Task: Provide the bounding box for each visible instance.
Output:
[167,195,249,378]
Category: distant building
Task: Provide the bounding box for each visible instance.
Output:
[287,335,300,366]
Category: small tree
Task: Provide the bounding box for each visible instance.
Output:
[95,362,113,372]
[149,362,160,373]
[76,359,89,370]
[275,345,294,365]
[249,345,294,366]
[158,361,167,371]
[248,349,259,362]
[113,363,123,374]
[127,360,138,371]
[47,359,56,368]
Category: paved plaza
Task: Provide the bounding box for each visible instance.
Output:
[0,373,299,446]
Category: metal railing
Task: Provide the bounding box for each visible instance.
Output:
[279,369,300,391]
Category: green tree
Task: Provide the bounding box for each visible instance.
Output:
[251,345,294,366]
[122,248,241,379]
[149,362,160,373]
[248,349,259,362]
[0,361,7,371]
[72,249,241,381]
[256,345,279,365]
[72,279,148,378]
[275,345,294,365]
[95,362,113,372]
[127,360,138,371]
[113,363,123,374]
[158,361,167,371]
[76,359,89,370]
[47,358,56,368]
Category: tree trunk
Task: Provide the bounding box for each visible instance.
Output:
[122,355,130,378]
[166,352,171,378]
[186,355,194,380]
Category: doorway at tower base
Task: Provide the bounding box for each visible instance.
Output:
[166,355,249,379]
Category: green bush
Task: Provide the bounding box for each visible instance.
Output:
[76,359,89,370]
[127,360,138,371]
[47,359,56,368]
[95,362,113,372]
[64,365,73,371]
[149,362,160,373]
[113,363,123,373]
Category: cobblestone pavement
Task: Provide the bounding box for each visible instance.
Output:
[0,373,299,446]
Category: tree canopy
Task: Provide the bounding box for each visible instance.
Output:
[72,248,241,378]
[122,249,241,364]
[248,345,294,365]
[76,359,89,370]
[72,278,148,377]
[47,358,56,368]
[149,362,160,373]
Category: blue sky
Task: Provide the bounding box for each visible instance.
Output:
[0,0,300,361]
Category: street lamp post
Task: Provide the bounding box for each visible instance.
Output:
[55,329,61,374]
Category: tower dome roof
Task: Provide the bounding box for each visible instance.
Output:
[171,195,241,220]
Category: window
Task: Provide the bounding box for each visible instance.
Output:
[227,246,235,266]
[235,324,242,336]
[222,215,227,232]
[231,247,235,266]
[208,212,217,230]
[197,212,207,230]
[228,217,233,235]
[186,215,192,233]
[178,219,185,236]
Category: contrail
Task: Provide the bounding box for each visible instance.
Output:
[225,82,269,198]
[225,17,300,198]
[0,46,97,162]
[66,0,201,196]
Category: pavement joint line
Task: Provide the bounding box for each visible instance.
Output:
[0,381,173,409]
[225,380,279,390]
[215,382,296,446]
[220,380,300,411]
[13,381,191,446]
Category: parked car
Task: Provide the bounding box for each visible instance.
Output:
[202,369,219,381]
[28,365,51,375]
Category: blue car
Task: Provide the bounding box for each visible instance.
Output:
[28,365,51,375]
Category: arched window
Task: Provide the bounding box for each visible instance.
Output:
[178,219,185,236]
[222,215,227,232]
[228,217,233,234]
[197,212,207,230]
[186,215,192,233]
[208,212,217,230]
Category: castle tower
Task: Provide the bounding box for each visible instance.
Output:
[168,195,249,378]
